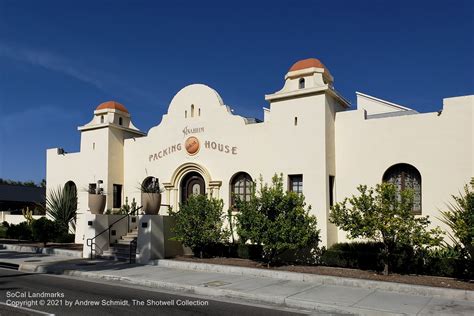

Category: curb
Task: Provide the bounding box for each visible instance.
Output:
[4,255,473,313]
[150,259,474,301]
[60,269,398,316]
[7,259,471,315]
[0,262,20,270]
[0,244,82,258]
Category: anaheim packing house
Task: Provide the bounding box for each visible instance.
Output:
[47,57,474,250]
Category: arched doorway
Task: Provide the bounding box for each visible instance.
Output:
[180,171,205,203]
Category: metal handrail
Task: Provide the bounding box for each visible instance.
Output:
[86,205,142,260]
[129,238,137,264]
[86,240,105,258]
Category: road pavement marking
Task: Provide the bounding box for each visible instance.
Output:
[0,301,54,316]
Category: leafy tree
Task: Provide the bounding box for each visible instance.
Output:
[439,185,474,260]
[236,174,320,266]
[32,217,60,246]
[46,185,77,234]
[330,183,443,275]
[169,195,229,258]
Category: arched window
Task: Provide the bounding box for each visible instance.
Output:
[100,115,104,123]
[118,117,123,126]
[298,78,305,89]
[382,163,422,214]
[191,104,195,117]
[230,172,253,206]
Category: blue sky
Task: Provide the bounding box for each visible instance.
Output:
[0,0,473,183]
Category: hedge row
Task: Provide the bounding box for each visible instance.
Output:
[320,242,472,279]
[2,219,74,244]
[194,241,472,279]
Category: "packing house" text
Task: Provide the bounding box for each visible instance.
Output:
[149,140,237,162]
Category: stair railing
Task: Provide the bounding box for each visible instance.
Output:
[129,238,137,264]
[86,204,142,260]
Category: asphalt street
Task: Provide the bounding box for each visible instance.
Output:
[0,268,330,316]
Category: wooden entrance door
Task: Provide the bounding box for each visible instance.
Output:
[180,172,205,203]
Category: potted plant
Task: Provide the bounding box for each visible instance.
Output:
[88,180,106,214]
[140,177,162,215]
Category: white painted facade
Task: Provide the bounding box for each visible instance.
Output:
[46,58,474,247]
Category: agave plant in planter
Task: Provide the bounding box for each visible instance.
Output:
[88,180,106,215]
[140,177,163,215]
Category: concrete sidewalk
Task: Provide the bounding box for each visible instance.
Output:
[0,249,473,316]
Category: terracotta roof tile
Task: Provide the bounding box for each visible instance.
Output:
[96,101,129,113]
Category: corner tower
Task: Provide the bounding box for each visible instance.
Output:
[78,101,145,210]
[264,58,349,247]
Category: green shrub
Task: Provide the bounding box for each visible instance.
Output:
[200,242,236,258]
[321,242,384,271]
[6,222,33,241]
[321,242,426,274]
[0,226,6,238]
[55,233,75,243]
[2,221,9,228]
[236,174,320,266]
[320,242,472,278]
[169,195,229,258]
[420,247,472,279]
[32,217,60,246]
[439,185,474,260]
[237,244,264,261]
[330,183,443,275]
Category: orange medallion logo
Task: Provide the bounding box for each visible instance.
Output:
[185,136,200,155]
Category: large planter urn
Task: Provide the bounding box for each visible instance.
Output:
[141,192,162,215]
[88,194,106,214]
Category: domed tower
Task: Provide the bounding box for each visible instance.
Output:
[264,58,349,247]
[78,101,145,210]
[266,58,335,100]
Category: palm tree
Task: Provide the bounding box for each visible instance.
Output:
[439,185,474,260]
[46,185,77,234]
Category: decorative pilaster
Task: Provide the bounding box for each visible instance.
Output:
[209,180,222,198]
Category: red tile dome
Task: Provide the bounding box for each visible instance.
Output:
[289,58,327,72]
[96,101,129,113]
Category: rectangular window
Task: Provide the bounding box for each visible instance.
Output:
[288,174,303,194]
[329,175,335,207]
[113,184,122,208]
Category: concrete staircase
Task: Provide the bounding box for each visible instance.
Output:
[101,228,138,262]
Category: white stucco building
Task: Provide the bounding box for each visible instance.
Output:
[46,58,474,248]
